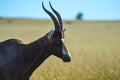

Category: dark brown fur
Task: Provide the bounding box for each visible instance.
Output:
[0,34,51,80]
[0,2,71,80]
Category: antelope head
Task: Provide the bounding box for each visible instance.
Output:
[42,2,71,62]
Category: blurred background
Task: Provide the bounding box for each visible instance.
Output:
[0,0,120,21]
[0,0,120,80]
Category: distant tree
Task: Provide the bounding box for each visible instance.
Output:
[76,12,83,20]
[0,16,2,19]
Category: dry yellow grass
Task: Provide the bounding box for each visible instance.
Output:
[0,19,120,80]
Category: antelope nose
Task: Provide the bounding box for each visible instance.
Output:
[63,57,71,62]
[63,53,71,62]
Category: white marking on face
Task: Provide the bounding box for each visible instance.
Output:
[61,39,71,58]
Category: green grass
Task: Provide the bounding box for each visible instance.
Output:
[0,19,120,80]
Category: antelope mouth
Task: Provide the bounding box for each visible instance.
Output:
[63,57,71,62]
[62,54,71,62]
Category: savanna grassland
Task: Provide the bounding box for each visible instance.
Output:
[0,19,120,80]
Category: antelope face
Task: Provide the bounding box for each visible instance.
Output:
[42,2,71,62]
[47,30,71,62]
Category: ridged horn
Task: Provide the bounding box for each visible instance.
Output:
[49,1,63,30]
[42,2,60,31]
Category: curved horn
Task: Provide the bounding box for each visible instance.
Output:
[49,1,63,30]
[42,2,60,31]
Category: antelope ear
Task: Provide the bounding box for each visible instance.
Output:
[47,29,54,39]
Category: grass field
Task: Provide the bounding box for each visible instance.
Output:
[0,19,120,80]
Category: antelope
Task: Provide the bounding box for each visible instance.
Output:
[0,1,71,80]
